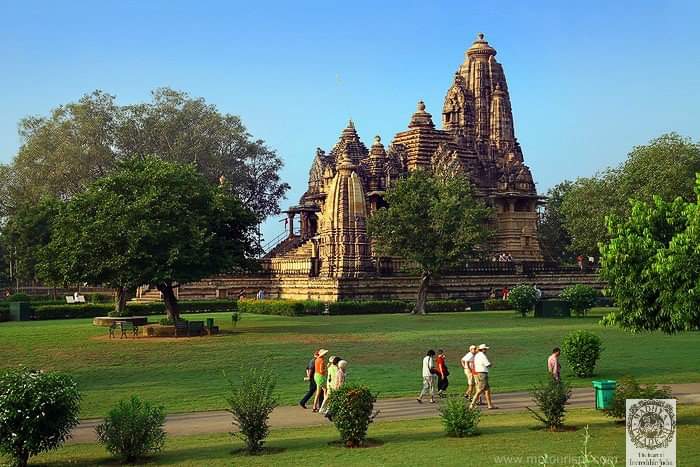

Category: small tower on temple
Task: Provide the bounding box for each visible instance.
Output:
[318,147,372,278]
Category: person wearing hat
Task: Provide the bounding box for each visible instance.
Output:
[319,356,340,415]
[300,350,322,409]
[470,344,497,409]
[461,345,478,399]
[312,348,329,412]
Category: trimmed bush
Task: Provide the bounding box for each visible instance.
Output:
[603,376,672,420]
[5,293,30,302]
[561,330,603,377]
[329,300,408,315]
[560,284,598,316]
[0,368,81,467]
[32,299,238,320]
[508,284,539,317]
[108,309,133,318]
[483,298,511,310]
[227,367,278,454]
[439,397,480,437]
[231,312,241,327]
[0,309,9,322]
[424,299,470,313]
[327,384,377,447]
[96,396,166,463]
[527,378,572,430]
[237,299,322,316]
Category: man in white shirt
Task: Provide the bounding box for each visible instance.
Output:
[461,345,478,399]
[417,349,436,404]
[470,344,497,409]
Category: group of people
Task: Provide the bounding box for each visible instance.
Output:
[417,344,496,409]
[299,348,348,415]
[492,252,514,262]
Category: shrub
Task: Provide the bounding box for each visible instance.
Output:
[231,311,241,327]
[326,385,377,447]
[439,397,480,437]
[32,299,237,320]
[560,284,598,316]
[424,299,470,313]
[87,293,111,304]
[0,309,9,322]
[5,293,30,302]
[236,299,322,316]
[96,396,166,463]
[227,367,278,454]
[0,368,81,467]
[329,300,409,315]
[603,376,672,420]
[483,298,511,310]
[108,309,133,318]
[508,284,539,317]
[527,377,572,430]
[561,330,603,377]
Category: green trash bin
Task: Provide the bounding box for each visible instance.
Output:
[206,317,214,330]
[9,302,32,321]
[592,380,617,410]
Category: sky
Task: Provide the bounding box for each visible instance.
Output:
[1,0,699,241]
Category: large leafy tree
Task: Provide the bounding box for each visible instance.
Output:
[599,178,700,333]
[42,157,258,318]
[560,133,700,257]
[538,181,573,262]
[1,89,289,225]
[1,198,61,284]
[368,171,491,314]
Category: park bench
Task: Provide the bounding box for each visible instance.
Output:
[119,321,138,339]
[174,320,189,337]
[188,320,205,336]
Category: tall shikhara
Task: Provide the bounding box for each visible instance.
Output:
[279,33,542,277]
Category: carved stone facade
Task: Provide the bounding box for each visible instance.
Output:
[279,34,542,276]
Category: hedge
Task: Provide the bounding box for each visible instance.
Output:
[483,299,513,310]
[237,299,323,316]
[0,309,9,322]
[31,300,238,320]
[237,299,471,316]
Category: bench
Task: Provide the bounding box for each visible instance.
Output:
[119,321,138,339]
[174,320,189,337]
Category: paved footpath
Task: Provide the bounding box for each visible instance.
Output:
[70,383,700,444]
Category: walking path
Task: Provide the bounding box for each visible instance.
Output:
[69,382,700,444]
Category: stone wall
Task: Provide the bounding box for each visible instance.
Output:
[179,272,604,303]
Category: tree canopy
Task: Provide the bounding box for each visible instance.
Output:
[0,88,289,224]
[538,181,573,262]
[368,171,491,314]
[600,176,700,334]
[556,133,700,258]
[41,157,258,318]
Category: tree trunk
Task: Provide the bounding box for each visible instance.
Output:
[412,272,431,315]
[18,449,29,467]
[158,282,180,321]
[115,286,127,314]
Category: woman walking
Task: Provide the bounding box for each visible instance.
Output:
[436,349,449,397]
[312,349,329,412]
[320,356,340,414]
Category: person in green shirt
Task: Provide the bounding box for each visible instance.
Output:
[320,356,341,414]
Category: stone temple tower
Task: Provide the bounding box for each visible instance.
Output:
[318,147,373,277]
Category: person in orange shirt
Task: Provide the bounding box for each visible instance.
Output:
[312,348,328,412]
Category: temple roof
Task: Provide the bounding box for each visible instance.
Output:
[467,33,497,57]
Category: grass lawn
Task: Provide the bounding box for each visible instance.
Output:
[1,309,699,418]
[10,405,700,466]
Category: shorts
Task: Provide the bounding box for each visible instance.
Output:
[464,370,475,386]
[314,373,326,389]
[477,372,490,391]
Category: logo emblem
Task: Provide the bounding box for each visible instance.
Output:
[626,399,675,450]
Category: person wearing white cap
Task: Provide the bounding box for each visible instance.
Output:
[470,344,497,409]
[312,349,329,412]
[461,345,478,399]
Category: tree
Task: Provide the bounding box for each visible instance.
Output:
[368,171,491,314]
[1,198,61,284]
[538,181,573,262]
[599,179,700,333]
[3,88,289,227]
[560,133,700,257]
[0,368,81,467]
[42,157,258,319]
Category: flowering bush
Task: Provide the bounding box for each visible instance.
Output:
[509,284,539,317]
[327,385,377,447]
[0,368,81,467]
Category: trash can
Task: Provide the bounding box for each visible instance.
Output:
[206,317,214,330]
[9,302,32,321]
[592,380,617,410]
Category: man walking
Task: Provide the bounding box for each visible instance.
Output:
[547,347,561,381]
[461,345,478,399]
[470,344,496,409]
[417,349,436,404]
[299,350,321,409]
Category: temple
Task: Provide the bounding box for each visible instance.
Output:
[273,33,542,278]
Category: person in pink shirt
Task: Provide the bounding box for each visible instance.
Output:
[547,347,561,381]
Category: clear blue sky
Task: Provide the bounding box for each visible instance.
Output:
[1,0,699,240]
